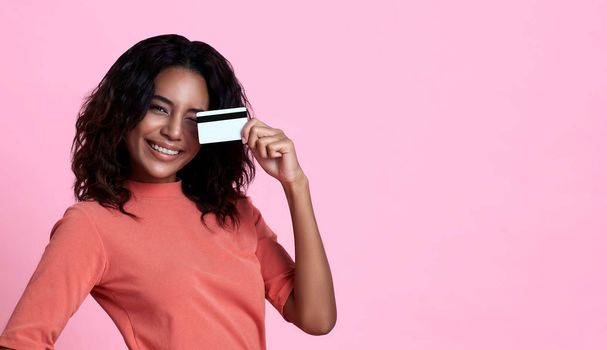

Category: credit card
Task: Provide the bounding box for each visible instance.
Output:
[196,107,248,144]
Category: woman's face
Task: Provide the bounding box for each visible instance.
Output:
[126,66,209,183]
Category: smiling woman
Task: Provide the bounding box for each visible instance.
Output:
[125,67,209,183]
[0,34,336,350]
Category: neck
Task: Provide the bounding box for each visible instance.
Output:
[123,177,184,199]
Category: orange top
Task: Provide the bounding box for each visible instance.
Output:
[0,179,295,349]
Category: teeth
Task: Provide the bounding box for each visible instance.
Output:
[150,142,179,156]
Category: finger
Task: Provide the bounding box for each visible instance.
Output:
[241,118,257,144]
[255,134,285,158]
[241,117,268,144]
[266,138,292,158]
[247,125,280,150]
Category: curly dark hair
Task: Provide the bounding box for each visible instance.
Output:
[71,34,256,232]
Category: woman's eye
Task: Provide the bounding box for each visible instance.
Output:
[150,104,168,114]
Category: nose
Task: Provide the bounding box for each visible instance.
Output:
[160,113,183,141]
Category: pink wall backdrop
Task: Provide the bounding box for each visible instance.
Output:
[1,0,606,349]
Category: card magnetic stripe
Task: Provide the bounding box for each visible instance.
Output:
[196,110,248,123]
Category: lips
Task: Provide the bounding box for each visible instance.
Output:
[146,139,182,152]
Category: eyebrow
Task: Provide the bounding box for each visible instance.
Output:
[151,95,207,113]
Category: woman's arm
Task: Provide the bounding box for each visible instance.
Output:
[280,174,337,335]
[0,206,107,348]
[239,117,337,334]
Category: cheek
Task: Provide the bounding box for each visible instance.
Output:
[191,144,201,155]
[125,128,146,155]
[185,122,198,134]
[186,142,201,161]
[185,125,200,144]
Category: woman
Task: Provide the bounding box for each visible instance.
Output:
[0,34,336,350]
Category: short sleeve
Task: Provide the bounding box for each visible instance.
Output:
[249,198,296,323]
[0,205,107,349]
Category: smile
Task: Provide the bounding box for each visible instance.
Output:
[147,141,182,156]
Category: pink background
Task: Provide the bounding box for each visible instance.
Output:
[1,0,606,349]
